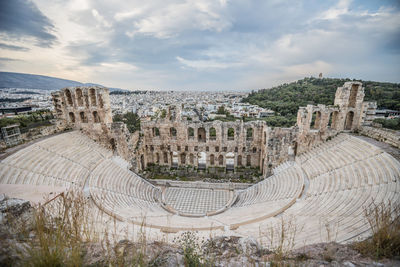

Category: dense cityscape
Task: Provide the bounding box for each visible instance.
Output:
[0,87,275,121]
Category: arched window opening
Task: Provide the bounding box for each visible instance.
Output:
[93,111,100,123]
[198,152,206,169]
[163,152,168,164]
[89,88,97,106]
[226,152,234,171]
[198,127,206,142]
[252,147,257,153]
[76,88,84,106]
[246,128,253,141]
[348,84,358,108]
[227,128,234,140]
[327,113,332,128]
[79,112,87,123]
[209,127,216,140]
[310,111,321,129]
[65,89,73,106]
[218,155,224,166]
[181,153,186,164]
[210,154,215,165]
[153,127,160,137]
[237,155,242,166]
[156,153,160,164]
[345,111,354,130]
[69,112,75,123]
[246,155,251,166]
[170,127,177,138]
[188,127,194,139]
[172,152,178,168]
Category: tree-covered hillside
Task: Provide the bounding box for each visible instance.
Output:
[243,77,400,118]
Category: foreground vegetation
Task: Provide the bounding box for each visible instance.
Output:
[113,112,141,133]
[1,192,399,266]
[0,109,53,133]
[373,118,400,131]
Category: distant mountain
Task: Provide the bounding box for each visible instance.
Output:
[0,71,124,91]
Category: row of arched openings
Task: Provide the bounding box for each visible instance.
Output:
[65,88,103,108]
[310,110,354,131]
[151,152,251,167]
[68,111,100,123]
[153,126,254,141]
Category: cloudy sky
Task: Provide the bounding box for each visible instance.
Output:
[0,0,399,90]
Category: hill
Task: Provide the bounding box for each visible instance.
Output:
[0,71,123,91]
[241,77,400,127]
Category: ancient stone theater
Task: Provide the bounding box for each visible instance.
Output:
[0,82,399,247]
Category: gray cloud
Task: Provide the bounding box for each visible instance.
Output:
[0,42,29,51]
[0,57,21,62]
[0,57,22,67]
[0,0,56,47]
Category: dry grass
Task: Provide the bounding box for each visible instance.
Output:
[22,191,93,266]
[353,201,400,259]
[262,216,302,261]
[13,191,152,266]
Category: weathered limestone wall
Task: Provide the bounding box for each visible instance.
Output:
[296,82,374,154]
[360,126,400,149]
[51,86,132,161]
[51,81,376,179]
[52,86,112,128]
[140,119,265,171]
[360,101,377,126]
[263,127,298,176]
[333,82,365,131]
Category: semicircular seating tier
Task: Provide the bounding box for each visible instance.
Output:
[0,131,399,246]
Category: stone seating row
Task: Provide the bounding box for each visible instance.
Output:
[0,145,89,188]
[301,136,383,179]
[306,152,400,196]
[296,134,350,163]
[234,164,304,207]
[34,132,112,169]
[272,161,295,175]
[249,142,400,247]
[276,182,400,247]
[89,159,161,203]
[0,162,84,188]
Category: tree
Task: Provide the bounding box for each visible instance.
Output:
[217,105,229,115]
[113,112,140,133]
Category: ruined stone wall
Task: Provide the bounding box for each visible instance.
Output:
[296,82,374,154]
[360,101,377,126]
[263,127,298,176]
[52,86,112,128]
[360,126,400,149]
[333,81,365,131]
[50,81,376,179]
[52,87,126,157]
[140,119,265,172]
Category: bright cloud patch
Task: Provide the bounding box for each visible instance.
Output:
[0,0,398,90]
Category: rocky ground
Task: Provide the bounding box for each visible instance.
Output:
[0,194,399,267]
